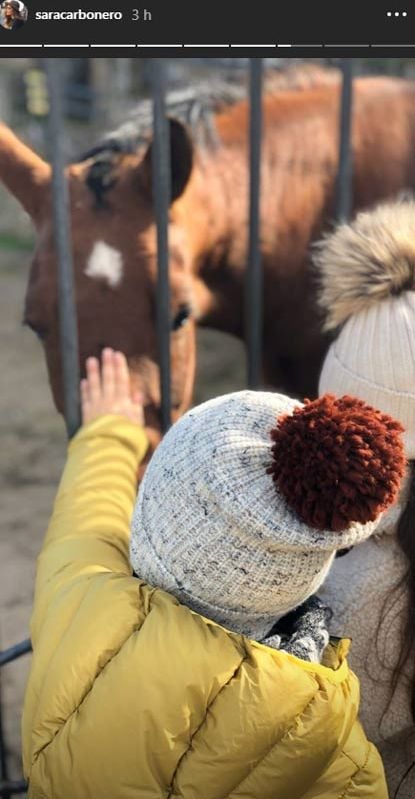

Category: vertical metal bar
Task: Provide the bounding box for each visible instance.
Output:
[151,59,171,431]
[44,59,81,439]
[246,58,263,389]
[335,59,354,222]
[1,64,80,795]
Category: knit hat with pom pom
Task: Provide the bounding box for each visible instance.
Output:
[315,199,415,458]
[130,390,404,641]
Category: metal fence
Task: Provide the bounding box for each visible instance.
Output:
[0,57,354,798]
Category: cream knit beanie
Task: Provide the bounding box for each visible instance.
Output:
[316,200,415,458]
[130,390,404,641]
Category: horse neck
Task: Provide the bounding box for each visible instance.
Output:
[175,87,340,335]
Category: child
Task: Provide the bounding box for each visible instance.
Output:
[22,348,404,798]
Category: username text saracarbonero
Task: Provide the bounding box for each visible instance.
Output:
[35,9,124,20]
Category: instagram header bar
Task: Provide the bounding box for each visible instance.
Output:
[0,1,412,56]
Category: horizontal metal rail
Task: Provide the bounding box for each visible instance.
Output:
[0,780,28,797]
[0,640,31,668]
[0,641,31,798]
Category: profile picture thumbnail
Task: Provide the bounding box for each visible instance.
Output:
[0,0,28,30]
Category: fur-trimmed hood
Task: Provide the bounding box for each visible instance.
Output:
[314,199,415,331]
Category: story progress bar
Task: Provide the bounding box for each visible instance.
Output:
[0,43,413,49]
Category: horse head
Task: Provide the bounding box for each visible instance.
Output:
[0,120,200,444]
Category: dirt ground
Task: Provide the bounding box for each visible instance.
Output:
[0,246,246,783]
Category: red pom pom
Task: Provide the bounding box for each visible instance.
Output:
[267,394,406,531]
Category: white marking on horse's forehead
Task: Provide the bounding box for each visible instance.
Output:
[85,241,123,288]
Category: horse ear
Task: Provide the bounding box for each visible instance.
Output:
[0,123,51,224]
[140,118,193,203]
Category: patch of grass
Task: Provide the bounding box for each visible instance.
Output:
[0,233,34,252]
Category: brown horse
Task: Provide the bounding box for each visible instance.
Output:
[2,68,415,442]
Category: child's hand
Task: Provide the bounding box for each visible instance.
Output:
[81,348,145,427]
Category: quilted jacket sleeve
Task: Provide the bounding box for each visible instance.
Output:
[22,415,149,774]
[30,414,148,636]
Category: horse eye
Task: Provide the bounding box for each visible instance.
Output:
[172,305,191,332]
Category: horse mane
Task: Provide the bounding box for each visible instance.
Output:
[79,63,339,162]
[79,62,340,206]
[78,82,247,164]
[264,62,340,93]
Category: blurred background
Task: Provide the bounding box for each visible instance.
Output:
[1,56,415,787]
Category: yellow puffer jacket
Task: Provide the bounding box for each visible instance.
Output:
[22,416,388,799]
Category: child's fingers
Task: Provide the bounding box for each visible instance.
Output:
[102,348,116,400]
[85,357,101,401]
[80,378,89,403]
[80,379,91,422]
[132,392,145,426]
[114,351,131,400]
[132,390,145,426]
